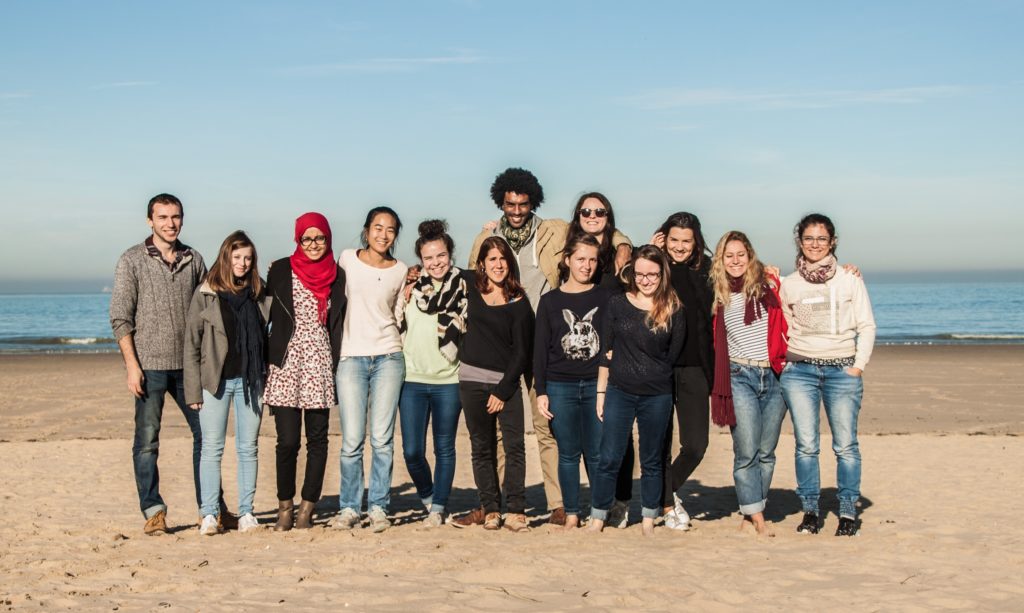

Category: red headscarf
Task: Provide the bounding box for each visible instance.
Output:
[290,212,337,324]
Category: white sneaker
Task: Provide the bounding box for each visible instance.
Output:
[607,500,629,529]
[199,514,220,536]
[368,507,390,533]
[663,509,690,531]
[672,493,692,527]
[423,512,445,528]
[333,508,360,530]
[237,513,260,533]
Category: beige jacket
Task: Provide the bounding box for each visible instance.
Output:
[467,217,631,289]
[779,267,876,371]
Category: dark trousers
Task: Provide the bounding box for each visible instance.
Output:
[459,381,526,514]
[273,407,330,503]
[661,366,710,506]
[132,369,204,517]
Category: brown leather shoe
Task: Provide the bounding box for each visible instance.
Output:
[450,506,487,528]
[294,500,316,529]
[218,507,239,531]
[548,507,567,526]
[274,500,294,532]
[483,512,502,530]
[503,513,530,532]
[144,510,167,536]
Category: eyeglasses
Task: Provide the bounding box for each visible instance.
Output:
[580,208,608,218]
[800,236,832,245]
[634,272,661,282]
[300,235,328,247]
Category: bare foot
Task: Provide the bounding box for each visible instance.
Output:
[561,514,579,531]
[641,517,655,536]
[587,518,605,533]
[739,513,775,537]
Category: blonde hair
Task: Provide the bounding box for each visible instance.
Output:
[710,231,769,310]
[623,245,681,333]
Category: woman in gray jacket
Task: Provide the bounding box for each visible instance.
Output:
[184,231,269,535]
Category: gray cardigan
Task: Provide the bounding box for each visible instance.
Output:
[109,241,207,370]
[183,281,270,405]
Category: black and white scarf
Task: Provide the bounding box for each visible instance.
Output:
[398,266,467,362]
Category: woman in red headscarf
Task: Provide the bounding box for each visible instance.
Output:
[264,212,347,531]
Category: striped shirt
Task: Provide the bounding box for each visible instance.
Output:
[724,292,769,361]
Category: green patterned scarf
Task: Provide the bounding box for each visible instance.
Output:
[499,214,537,254]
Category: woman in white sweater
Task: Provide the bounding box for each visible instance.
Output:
[334,206,409,533]
[779,213,876,537]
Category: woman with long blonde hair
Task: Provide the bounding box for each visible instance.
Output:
[588,245,685,536]
[709,231,788,537]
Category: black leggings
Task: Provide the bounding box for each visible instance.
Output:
[273,407,330,503]
[460,381,526,514]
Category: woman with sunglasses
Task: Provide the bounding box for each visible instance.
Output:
[264,212,347,531]
[566,192,633,288]
[780,213,875,537]
[588,245,685,536]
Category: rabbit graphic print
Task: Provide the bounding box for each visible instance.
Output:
[561,307,600,360]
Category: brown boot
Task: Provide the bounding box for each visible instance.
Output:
[274,500,294,532]
[294,500,316,529]
[450,506,487,528]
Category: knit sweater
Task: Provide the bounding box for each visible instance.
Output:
[779,266,876,371]
[110,241,207,370]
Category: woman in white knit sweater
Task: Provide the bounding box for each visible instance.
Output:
[779,213,876,538]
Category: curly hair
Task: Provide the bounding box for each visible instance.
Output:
[489,167,545,209]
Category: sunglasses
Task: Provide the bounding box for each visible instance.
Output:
[580,208,608,218]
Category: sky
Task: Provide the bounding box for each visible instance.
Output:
[1,0,1022,292]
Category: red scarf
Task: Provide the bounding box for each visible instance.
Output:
[710,275,786,427]
[289,212,337,325]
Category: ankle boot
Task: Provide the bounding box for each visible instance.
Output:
[274,499,294,532]
[294,500,316,529]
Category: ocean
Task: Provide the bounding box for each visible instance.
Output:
[0,282,1022,354]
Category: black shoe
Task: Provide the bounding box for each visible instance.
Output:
[835,517,859,537]
[796,512,819,534]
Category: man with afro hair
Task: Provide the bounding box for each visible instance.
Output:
[464,167,632,526]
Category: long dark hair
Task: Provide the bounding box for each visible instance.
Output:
[474,236,524,302]
[568,191,618,273]
[658,211,710,269]
[360,205,402,259]
[206,230,262,296]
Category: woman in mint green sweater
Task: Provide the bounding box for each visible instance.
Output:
[394,220,468,527]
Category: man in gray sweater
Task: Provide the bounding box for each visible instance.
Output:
[109,193,210,535]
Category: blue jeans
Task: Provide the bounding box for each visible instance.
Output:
[132,369,202,518]
[337,353,406,513]
[198,378,263,517]
[590,385,673,521]
[546,379,601,516]
[729,364,787,516]
[398,382,461,514]
[781,361,864,519]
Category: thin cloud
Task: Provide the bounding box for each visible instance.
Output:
[90,81,159,90]
[284,50,486,76]
[625,85,966,110]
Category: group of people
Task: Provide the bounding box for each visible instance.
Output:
[110,166,875,539]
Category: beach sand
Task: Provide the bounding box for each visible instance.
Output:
[1,346,1022,610]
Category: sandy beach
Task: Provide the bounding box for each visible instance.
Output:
[1,345,1022,611]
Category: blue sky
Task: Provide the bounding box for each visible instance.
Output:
[2,1,1022,290]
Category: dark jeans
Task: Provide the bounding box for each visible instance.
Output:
[459,381,526,514]
[398,382,461,513]
[591,385,674,520]
[661,366,710,506]
[273,407,330,503]
[546,379,601,516]
[132,369,203,518]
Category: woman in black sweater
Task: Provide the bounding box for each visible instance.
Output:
[649,211,714,531]
[451,236,535,533]
[588,245,685,536]
[534,234,612,529]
